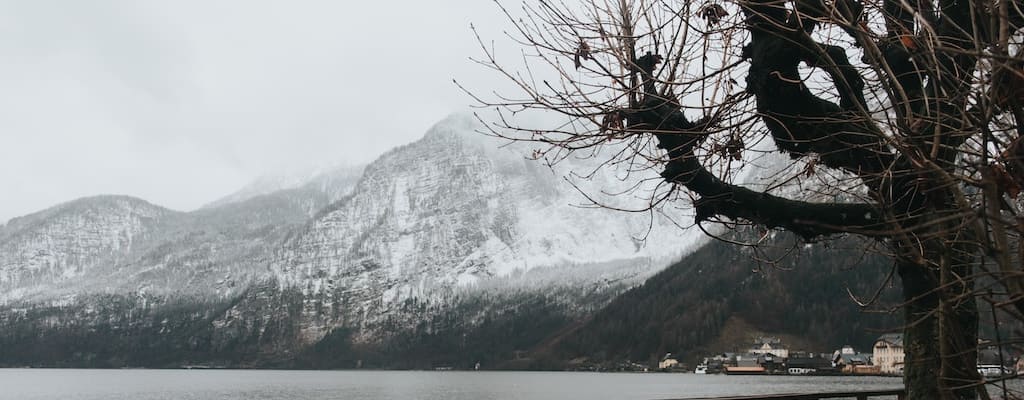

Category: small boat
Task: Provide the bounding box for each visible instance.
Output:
[694,364,708,374]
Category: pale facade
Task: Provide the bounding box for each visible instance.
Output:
[750,337,789,358]
[659,353,680,370]
[873,333,905,375]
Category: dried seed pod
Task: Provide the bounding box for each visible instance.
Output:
[574,40,593,70]
[600,111,625,134]
[699,3,729,26]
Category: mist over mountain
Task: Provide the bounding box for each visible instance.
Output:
[203,163,365,210]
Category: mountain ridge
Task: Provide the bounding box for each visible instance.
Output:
[0,113,700,367]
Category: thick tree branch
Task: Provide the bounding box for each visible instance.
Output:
[740,1,895,195]
[625,50,886,240]
[664,147,885,240]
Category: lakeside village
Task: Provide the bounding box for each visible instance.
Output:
[595,335,1020,378]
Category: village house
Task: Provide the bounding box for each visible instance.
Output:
[833,345,881,375]
[705,353,736,374]
[873,333,905,375]
[750,336,789,358]
[658,353,679,370]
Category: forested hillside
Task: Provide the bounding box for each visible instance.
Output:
[537,230,903,367]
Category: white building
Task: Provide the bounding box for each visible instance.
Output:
[873,333,905,375]
[750,337,789,359]
[659,353,680,370]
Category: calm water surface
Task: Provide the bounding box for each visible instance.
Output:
[0,369,905,400]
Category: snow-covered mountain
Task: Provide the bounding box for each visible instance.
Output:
[0,114,703,366]
[0,196,170,298]
[266,114,699,343]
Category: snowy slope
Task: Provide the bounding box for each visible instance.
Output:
[265,114,702,343]
[0,196,172,301]
[0,168,364,304]
[0,113,707,357]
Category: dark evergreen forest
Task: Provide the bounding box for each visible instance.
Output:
[536,230,903,368]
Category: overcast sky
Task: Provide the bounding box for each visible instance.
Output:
[0,0,514,222]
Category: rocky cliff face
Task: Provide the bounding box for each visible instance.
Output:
[0,164,360,307]
[0,196,171,302]
[0,114,700,366]
[267,115,696,344]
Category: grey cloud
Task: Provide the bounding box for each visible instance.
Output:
[0,0,514,222]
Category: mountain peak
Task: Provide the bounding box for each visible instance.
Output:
[2,195,168,231]
[423,112,480,138]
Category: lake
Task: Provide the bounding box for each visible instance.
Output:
[0,369,907,400]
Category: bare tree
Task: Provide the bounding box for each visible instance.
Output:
[467,0,1024,398]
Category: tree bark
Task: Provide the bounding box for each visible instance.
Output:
[899,260,943,400]
[898,253,981,400]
